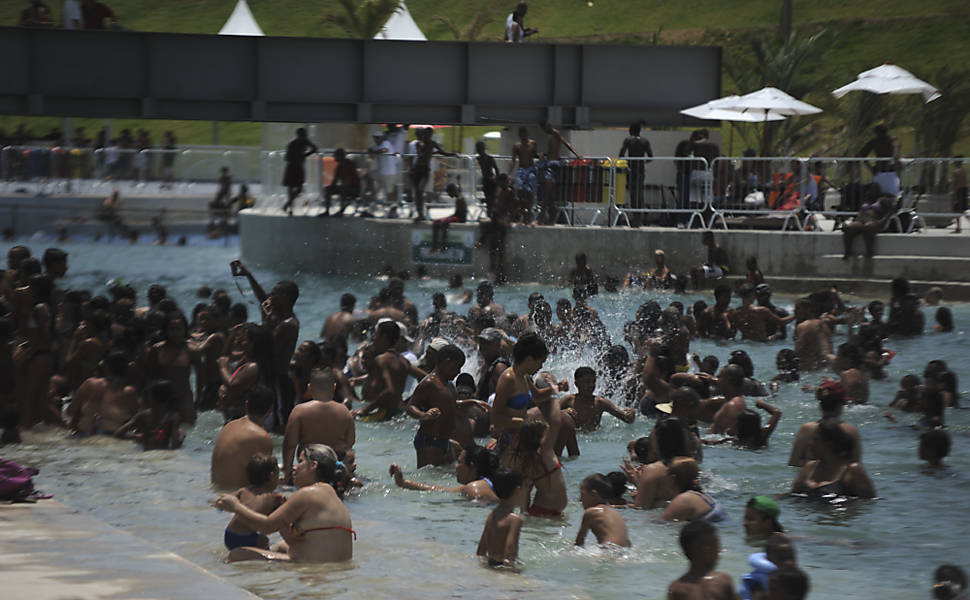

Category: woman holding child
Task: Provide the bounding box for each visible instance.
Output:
[215,444,353,563]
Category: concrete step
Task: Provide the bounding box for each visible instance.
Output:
[758,275,970,302]
[0,501,261,600]
[819,254,970,283]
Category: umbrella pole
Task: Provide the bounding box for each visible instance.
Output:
[760,110,768,157]
[728,123,734,156]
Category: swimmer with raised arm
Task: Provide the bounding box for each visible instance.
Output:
[389,445,499,502]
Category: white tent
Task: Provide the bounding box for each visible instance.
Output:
[219,0,264,36]
[374,1,426,41]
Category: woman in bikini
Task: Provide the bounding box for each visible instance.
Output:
[491,333,551,460]
[215,443,353,563]
[662,457,727,523]
[217,323,276,422]
[508,371,567,517]
[791,418,876,501]
[146,315,198,425]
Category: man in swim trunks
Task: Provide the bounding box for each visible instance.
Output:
[410,127,456,222]
[788,381,861,467]
[537,121,581,224]
[282,128,318,215]
[509,127,538,221]
[211,385,275,490]
[467,281,506,322]
[283,369,356,483]
[407,344,466,467]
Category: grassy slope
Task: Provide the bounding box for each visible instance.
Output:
[1,1,968,151]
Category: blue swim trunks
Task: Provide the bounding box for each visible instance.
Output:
[516,166,537,196]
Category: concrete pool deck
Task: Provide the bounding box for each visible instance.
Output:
[239,209,970,300]
[0,500,260,600]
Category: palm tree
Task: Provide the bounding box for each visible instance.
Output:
[321,0,401,39]
[432,1,501,41]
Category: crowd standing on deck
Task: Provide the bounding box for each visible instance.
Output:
[0,238,965,599]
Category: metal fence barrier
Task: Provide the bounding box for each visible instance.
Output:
[4,142,969,234]
[611,156,709,229]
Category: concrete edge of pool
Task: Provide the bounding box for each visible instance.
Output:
[0,500,261,600]
[238,211,970,300]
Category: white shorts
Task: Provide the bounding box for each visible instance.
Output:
[702,264,724,279]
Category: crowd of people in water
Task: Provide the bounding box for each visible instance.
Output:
[0,240,965,599]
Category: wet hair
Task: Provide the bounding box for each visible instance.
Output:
[713,283,731,302]
[432,292,446,310]
[581,473,616,503]
[147,284,167,304]
[629,121,642,136]
[246,454,279,487]
[448,273,463,288]
[935,307,954,332]
[516,419,547,456]
[437,344,466,366]
[672,386,700,416]
[776,349,799,373]
[246,384,275,417]
[655,417,690,462]
[920,429,951,462]
[196,285,212,298]
[769,566,810,600]
[891,276,911,298]
[728,350,755,377]
[679,520,717,561]
[606,471,628,501]
[574,366,595,381]
[512,333,548,364]
[900,374,921,389]
[736,409,766,448]
[719,364,746,389]
[303,444,349,497]
[464,446,498,480]
[376,320,401,345]
[668,457,700,492]
[340,293,356,309]
[935,565,968,591]
[632,436,651,462]
[817,418,854,459]
[491,467,523,500]
[19,257,42,279]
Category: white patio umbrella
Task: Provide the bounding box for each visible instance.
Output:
[680,95,786,154]
[725,86,823,155]
[832,64,940,103]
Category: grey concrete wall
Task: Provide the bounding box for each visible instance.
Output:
[0,27,720,127]
[238,212,970,287]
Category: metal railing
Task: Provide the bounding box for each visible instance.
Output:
[4,143,968,234]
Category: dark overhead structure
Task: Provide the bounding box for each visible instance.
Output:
[0,27,720,127]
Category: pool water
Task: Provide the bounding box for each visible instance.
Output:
[3,239,969,600]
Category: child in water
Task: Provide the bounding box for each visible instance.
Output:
[575,473,631,548]
[667,520,736,600]
[223,454,286,551]
[476,467,523,567]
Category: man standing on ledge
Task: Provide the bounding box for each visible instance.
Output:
[282,128,318,216]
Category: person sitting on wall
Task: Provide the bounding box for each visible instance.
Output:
[322,149,361,218]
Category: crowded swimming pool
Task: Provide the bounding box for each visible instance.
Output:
[3,238,968,600]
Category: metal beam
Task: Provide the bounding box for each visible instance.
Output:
[0,27,721,127]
